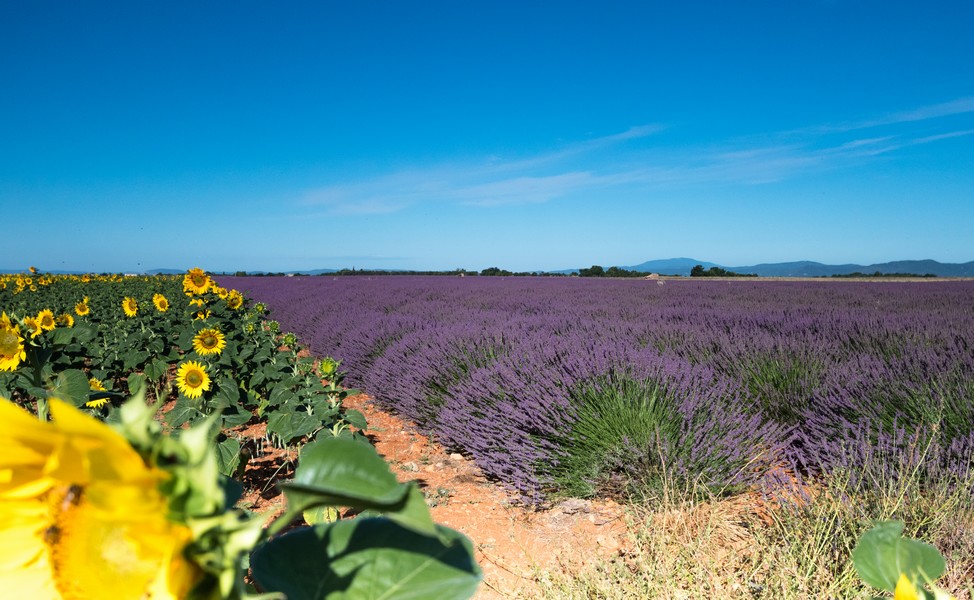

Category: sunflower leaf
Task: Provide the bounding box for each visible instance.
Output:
[250,519,482,600]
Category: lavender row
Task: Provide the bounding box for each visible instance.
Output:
[223,276,974,500]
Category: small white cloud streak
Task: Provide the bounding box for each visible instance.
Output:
[800,96,974,134]
[456,172,596,206]
[296,97,973,215]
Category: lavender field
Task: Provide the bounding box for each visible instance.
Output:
[223,276,974,504]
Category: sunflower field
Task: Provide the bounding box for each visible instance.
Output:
[0,267,481,599]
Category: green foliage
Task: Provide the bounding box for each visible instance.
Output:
[255,436,482,598]
[251,521,481,600]
[853,521,946,595]
[551,376,682,499]
[689,264,757,277]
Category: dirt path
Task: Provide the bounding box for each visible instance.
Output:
[235,394,629,599]
[343,395,628,599]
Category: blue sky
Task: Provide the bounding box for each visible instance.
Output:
[2,1,973,273]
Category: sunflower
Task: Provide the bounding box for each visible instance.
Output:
[74,301,90,317]
[175,361,211,399]
[37,309,56,331]
[88,377,106,391]
[152,293,170,313]
[212,286,228,299]
[195,310,211,321]
[22,316,43,339]
[225,290,244,311]
[189,298,205,307]
[192,328,226,356]
[56,313,74,328]
[0,397,203,598]
[182,268,211,295]
[84,397,111,409]
[122,297,138,318]
[0,314,26,371]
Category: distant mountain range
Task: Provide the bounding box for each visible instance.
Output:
[622,258,974,278]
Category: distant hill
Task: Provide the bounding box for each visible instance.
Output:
[616,259,974,278]
[624,257,721,275]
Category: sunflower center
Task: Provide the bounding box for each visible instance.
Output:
[186,371,203,387]
[46,482,185,598]
[201,335,217,348]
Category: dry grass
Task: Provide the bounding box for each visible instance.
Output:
[525,473,974,600]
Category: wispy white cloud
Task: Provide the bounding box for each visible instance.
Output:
[800,96,974,134]
[297,97,974,215]
[456,172,596,206]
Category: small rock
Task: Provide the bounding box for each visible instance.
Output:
[449,453,464,461]
[557,498,593,515]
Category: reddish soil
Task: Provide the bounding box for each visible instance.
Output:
[231,394,629,599]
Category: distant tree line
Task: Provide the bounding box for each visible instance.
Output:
[576,265,653,278]
[689,265,758,278]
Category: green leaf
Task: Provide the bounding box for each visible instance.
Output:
[166,397,201,429]
[343,409,368,431]
[267,409,320,445]
[144,358,169,381]
[210,376,241,410]
[122,349,151,370]
[127,372,146,395]
[303,505,342,525]
[853,521,946,592]
[216,437,244,478]
[279,437,435,536]
[48,369,90,407]
[250,519,482,600]
[219,403,252,429]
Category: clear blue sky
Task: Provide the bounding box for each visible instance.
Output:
[3,1,973,273]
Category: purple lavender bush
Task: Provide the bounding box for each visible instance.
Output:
[223,276,974,503]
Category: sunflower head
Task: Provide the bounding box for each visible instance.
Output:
[22,316,43,339]
[0,396,204,598]
[36,309,56,331]
[192,328,227,356]
[0,315,26,372]
[122,297,138,318]
[88,377,107,392]
[84,397,111,409]
[195,310,211,321]
[183,268,211,295]
[176,361,211,399]
[56,313,75,328]
[0,393,263,599]
[153,293,170,313]
[226,290,244,311]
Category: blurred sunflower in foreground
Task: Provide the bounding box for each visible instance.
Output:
[0,395,264,599]
[0,313,26,371]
